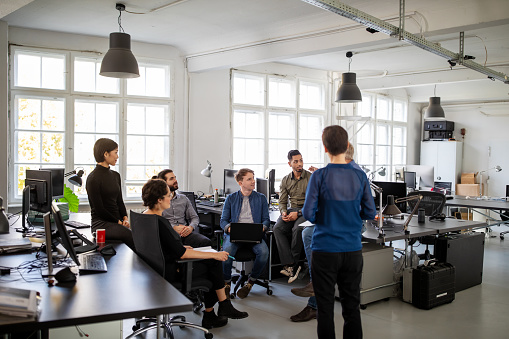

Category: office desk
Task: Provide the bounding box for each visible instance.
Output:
[0,215,192,336]
[445,196,509,230]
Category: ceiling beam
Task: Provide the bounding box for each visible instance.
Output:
[300,0,509,84]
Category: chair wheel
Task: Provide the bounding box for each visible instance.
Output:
[205,332,214,339]
[132,325,139,331]
[267,289,273,295]
[230,293,236,299]
[193,304,203,313]
[360,304,367,310]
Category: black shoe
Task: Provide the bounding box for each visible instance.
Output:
[218,299,249,319]
[202,309,228,329]
[290,305,317,322]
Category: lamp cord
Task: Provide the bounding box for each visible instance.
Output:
[118,10,125,33]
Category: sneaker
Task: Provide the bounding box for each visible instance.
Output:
[280,265,293,277]
[202,309,228,329]
[236,281,254,299]
[218,299,249,319]
[288,266,302,283]
[291,282,314,297]
[290,305,317,322]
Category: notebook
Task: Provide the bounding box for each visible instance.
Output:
[0,238,32,254]
[229,223,264,243]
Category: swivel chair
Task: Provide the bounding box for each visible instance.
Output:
[181,191,215,240]
[127,211,213,339]
[407,191,447,260]
[215,229,273,298]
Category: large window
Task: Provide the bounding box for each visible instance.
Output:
[232,71,326,183]
[353,94,408,181]
[10,48,173,202]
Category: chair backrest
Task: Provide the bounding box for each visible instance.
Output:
[407,191,446,216]
[130,211,166,278]
[180,191,198,214]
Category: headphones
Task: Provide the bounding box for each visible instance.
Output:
[429,213,446,221]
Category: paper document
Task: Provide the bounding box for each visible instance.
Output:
[298,221,315,227]
[193,246,217,253]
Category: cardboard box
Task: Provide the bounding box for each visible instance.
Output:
[461,173,477,184]
[456,184,480,196]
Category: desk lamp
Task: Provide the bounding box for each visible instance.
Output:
[394,194,423,267]
[201,160,213,194]
[478,165,502,197]
[369,167,386,181]
[65,168,85,187]
[382,195,402,216]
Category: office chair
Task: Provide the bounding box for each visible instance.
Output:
[215,229,273,298]
[180,191,215,239]
[407,191,447,261]
[127,211,213,339]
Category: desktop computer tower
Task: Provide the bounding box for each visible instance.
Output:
[435,233,484,292]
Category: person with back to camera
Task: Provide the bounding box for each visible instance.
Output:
[141,179,248,329]
[86,138,135,250]
[303,126,376,339]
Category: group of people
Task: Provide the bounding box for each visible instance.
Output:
[86,124,376,339]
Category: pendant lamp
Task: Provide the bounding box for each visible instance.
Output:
[424,85,445,119]
[100,3,140,79]
[335,51,362,103]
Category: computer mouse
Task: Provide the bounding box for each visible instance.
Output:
[54,267,77,284]
[100,244,116,256]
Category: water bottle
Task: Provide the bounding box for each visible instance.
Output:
[214,189,219,203]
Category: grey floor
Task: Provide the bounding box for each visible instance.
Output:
[124,226,509,339]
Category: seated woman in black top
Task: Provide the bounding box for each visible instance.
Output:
[141,179,248,329]
[86,138,135,250]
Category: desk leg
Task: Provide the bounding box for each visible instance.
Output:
[156,316,161,339]
[269,235,273,282]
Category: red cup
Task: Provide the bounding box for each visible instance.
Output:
[96,229,106,244]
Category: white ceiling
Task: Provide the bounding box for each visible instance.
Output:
[2,0,509,105]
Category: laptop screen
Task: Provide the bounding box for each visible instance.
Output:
[229,223,264,243]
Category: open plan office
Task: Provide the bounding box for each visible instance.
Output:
[1,1,509,338]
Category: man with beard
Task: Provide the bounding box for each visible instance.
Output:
[274,150,313,283]
[156,169,212,248]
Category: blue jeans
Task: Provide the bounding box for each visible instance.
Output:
[302,225,317,309]
[222,235,269,281]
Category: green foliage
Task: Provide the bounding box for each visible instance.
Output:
[58,184,80,212]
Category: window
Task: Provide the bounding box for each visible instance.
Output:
[353,94,408,181]
[231,71,326,184]
[10,48,173,203]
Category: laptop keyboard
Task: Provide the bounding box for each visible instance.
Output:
[65,220,90,228]
[198,201,222,207]
[79,252,107,272]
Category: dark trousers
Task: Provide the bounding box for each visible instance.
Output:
[192,259,225,308]
[311,250,363,339]
[182,232,212,248]
[273,215,306,266]
[92,219,135,251]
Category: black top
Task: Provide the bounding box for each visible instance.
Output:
[157,215,186,282]
[86,165,128,223]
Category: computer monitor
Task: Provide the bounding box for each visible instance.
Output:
[46,168,65,199]
[25,169,52,213]
[406,165,434,189]
[256,177,269,204]
[223,169,239,196]
[372,181,407,212]
[51,202,80,266]
[404,171,416,190]
[21,185,31,232]
[42,211,55,276]
[265,168,275,198]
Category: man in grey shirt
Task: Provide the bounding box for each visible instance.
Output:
[157,169,211,248]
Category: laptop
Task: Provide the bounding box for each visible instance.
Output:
[229,223,264,243]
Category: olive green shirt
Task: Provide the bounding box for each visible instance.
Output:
[278,170,312,214]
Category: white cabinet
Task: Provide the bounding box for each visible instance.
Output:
[420,141,463,191]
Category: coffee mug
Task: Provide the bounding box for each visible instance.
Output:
[95,229,106,243]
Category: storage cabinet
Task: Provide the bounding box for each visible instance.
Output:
[420,141,463,192]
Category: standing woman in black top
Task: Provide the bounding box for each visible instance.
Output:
[86,138,135,250]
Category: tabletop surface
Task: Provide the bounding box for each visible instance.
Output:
[445,196,509,210]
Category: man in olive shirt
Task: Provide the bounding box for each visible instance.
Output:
[274,150,313,283]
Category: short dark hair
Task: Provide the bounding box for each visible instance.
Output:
[234,168,254,183]
[156,169,173,181]
[322,125,348,156]
[93,138,118,163]
[142,179,169,210]
[287,150,301,161]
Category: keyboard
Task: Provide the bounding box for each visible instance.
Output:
[198,201,222,207]
[78,252,107,273]
[65,220,91,229]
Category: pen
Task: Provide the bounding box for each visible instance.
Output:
[228,255,236,260]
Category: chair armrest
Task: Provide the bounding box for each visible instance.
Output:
[215,229,224,250]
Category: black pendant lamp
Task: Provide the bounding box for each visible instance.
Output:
[424,85,445,119]
[100,3,140,79]
[335,51,362,103]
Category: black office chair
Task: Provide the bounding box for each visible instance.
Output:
[407,191,446,261]
[127,211,213,339]
[180,191,214,239]
[215,229,273,298]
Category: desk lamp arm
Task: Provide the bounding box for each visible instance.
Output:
[370,182,384,238]
[395,195,423,232]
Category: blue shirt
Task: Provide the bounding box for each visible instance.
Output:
[303,163,376,253]
[220,190,270,231]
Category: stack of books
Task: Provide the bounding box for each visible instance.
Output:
[0,286,40,318]
[0,238,32,254]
